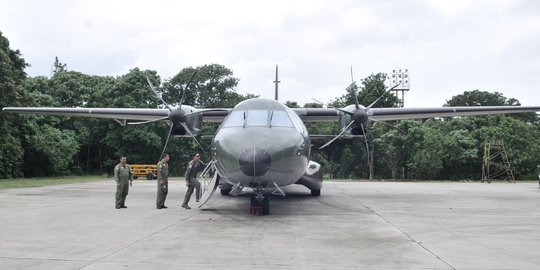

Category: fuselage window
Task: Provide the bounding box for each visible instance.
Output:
[246,110,268,126]
[222,110,244,127]
[270,111,294,127]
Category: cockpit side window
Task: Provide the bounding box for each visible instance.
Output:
[270,111,293,127]
[246,110,268,126]
[222,110,244,128]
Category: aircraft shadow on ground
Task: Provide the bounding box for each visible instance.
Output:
[199,189,318,216]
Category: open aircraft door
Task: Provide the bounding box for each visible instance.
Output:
[198,160,220,208]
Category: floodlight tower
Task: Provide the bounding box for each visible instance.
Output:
[390,68,410,107]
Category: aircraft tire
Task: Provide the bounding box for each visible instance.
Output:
[220,188,232,195]
[262,196,270,215]
[146,173,153,180]
[311,189,321,196]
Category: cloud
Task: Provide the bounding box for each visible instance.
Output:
[1,0,539,107]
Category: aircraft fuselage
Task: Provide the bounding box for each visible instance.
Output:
[211,98,310,190]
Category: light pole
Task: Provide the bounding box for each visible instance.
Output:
[390,68,410,107]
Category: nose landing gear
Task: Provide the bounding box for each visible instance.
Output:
[249,182,269,215]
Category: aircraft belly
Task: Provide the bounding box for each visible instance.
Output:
[218,166,304,187]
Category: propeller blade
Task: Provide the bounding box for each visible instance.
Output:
[180,122,206,153]
[360,123,370,174]
[337,108,354,116]
[311,98,328,108]
[370,118,405,133]
[179,70,199,107]
[366,83,401,110]
[146,77,173,111]
[319,120,355,149]
[351,82,360,110]
[312,97,353,115]
[127,116,170,125]
[159,124,175,163]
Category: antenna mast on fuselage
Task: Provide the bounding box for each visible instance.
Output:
[273,65,280,101]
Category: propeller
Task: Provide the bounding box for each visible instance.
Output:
[318,81,401,178]
[320,82,401,148]
[142,70,208,161]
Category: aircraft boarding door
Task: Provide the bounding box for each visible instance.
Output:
[198,160,220,208]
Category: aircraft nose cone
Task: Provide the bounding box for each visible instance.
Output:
[239,147,271,177]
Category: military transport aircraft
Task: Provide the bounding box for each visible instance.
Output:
[3,71,540,215]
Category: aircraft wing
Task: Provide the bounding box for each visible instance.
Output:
[293,106,540,122]
[2,107,170,121]
[368,106,540,121]
[5,106,538,123]
[1,107,232,123]
[201,109,232,122]
[292,108,341,122]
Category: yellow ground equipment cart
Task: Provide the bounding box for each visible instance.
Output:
[130,164,157,180]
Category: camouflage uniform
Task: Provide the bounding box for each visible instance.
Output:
[182,160,204,207]
[114,163,133,208]
[156,160,169,209]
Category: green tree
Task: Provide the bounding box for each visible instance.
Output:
[407,126,444,179]
[303,102,322,108]
[472,116,540,179]
[98,68,163,164]
[445,90,515,106]
[163,64,252,108]
[285,101,300,108]
[330,73,399,108]
[445,90,536,123]
[377,120,424,179]
[323,73,400,178]
[0,31,29,178]
[23,124,79,176]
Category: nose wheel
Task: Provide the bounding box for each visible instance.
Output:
[250,195,269,215]
[250,183,269,215]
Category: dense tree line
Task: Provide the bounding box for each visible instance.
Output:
[1,31,539,180]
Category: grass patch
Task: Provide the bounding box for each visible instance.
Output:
[0,175,107,189]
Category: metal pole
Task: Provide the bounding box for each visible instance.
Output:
[273,65,280,101]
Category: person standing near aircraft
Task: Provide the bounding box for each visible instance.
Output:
[156,153,170,209]
[182,152,205,209]
[114,156,133,209]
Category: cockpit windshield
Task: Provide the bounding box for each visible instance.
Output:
[270,111,294,127]
[221,111,244,127]
[221,110,294,128]
[246,110,268,126]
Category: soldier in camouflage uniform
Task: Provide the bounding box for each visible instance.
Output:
[114,156,133,209]
[156,153,170,209]
[182,152,205,209]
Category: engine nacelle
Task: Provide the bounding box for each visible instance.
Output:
[171,113,202,137]
[295,160,323,191]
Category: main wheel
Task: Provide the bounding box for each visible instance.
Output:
[220,188,232,195]
[311,189,321,196]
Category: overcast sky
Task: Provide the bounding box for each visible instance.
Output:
[1,0,539,107]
